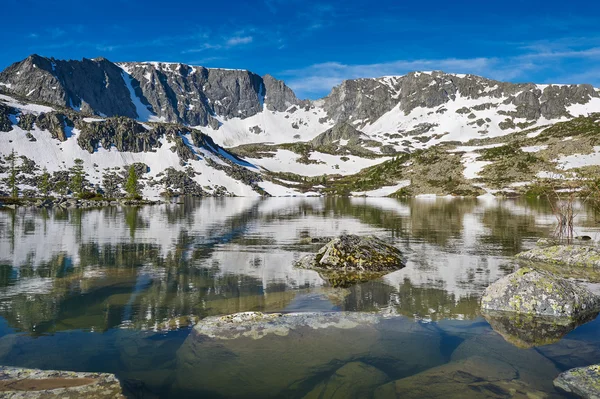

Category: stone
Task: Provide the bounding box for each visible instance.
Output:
[517,245,600,269]
[295,235,405,278]
[480,268,600,318]
[0,366,125,398]
[174,311,384,397]
[373,356,548,399]
[303,362,388,399]
[295,235,405,287]
[174,311,444,397]
[554,364,600,399]
[451,331,561,393]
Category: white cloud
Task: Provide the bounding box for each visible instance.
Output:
[226,36,253,46]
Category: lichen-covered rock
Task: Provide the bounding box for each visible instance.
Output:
[554,364,600,399]
[481,268,600,318]
[516,245,600,268]
[296,235,405,273]
[0,366,125,398]
[194,311,381,340]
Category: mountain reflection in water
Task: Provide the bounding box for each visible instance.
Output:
[0,197,599,398]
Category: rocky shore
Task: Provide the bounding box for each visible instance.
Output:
[0,197,163,209]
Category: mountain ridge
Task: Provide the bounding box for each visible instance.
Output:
[1,54,600,199]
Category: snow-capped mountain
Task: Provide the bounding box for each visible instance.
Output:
[1,54,600,198]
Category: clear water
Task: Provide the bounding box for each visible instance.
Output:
[0,197,599,398]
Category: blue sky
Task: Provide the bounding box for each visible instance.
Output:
[2,0,600,99]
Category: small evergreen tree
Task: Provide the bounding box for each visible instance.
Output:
[55,181,67,197]
[6,150,18,198]
[101,169,121,199]
[39,168,51,198]
[125,165,140,199]
[69,159,85,196]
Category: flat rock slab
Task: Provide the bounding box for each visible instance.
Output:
[174,311,444,398]
[554,364,600,399]
[194,311,382,340]
[0,366,124,398]
[481,268,600,318]
[517,245,600,268]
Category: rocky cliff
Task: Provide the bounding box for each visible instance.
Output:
[0,55,301,127]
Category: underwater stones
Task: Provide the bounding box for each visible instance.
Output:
[175,311,384,397]
[516,245,600,269]
[303,361,388,399]
[481,268,600,318]
[373,356,547,399]
[482,310,598,348]
[451,331,561,393]
[296,235,405,273]
[554,364,600,399]
[193,311,381,340]
[0,366,124,398]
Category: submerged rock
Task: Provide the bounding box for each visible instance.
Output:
[482,310,599,348]
[0,366,124,398]
[175,311,444,398]
[374,356,548,399]
[304,361,388,399]
[516,245,600,269]
[193,311,381,340]
[295,235,405,286]
[554,364,600,399]
[481,268,600,318]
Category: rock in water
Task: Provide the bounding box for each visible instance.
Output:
[295,235,405,286]
[554,364,600,399]
[0,366,125,398]
[481,268,600,318]
[304,362,388,399]
[516,245,600,268]
[373,356,547,399]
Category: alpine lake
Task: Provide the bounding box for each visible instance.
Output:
[1,196,600,398]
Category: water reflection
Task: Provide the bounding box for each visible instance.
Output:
[0,197,598,335]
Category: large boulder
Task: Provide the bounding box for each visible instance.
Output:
[295,235,405,287]
[554,364,600,399]
[481,268,600,318]
[0,366,125,398]
[173,311,444,398]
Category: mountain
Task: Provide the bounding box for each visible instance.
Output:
[1,54,600,199]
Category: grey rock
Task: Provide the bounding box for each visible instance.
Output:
[296,235,405,287]
[0,56,301,127]
[554,364,600,399]
[0,366,124,398]
[296,234,405,273]
[480,268,600,318]
[516,245,600,269]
